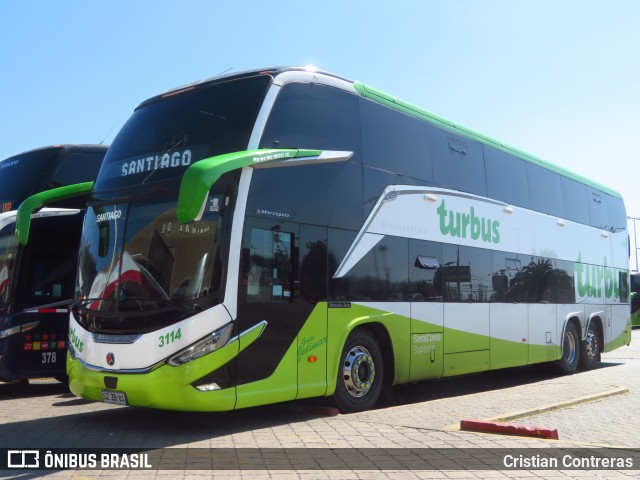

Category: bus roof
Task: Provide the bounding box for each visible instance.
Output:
[1,144,108,163]
[138,67,622,199]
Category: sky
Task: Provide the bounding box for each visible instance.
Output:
[1,0,639,264]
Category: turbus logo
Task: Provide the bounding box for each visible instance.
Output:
[69,327,84,354]
[437,200,500,244]
[575,253,628,300]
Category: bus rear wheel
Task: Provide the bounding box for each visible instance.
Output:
[579,322,601,370]
[334,329,384,413]
[556,322,580,375]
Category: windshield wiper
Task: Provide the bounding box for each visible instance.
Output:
[70,297,116,308]
[70,296,201,313]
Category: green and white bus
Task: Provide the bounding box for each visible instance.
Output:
[0,145,106,382]
[20,68,630,412]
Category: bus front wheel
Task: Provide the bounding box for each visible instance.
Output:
[334,328,384,413]
[556,322,580,375]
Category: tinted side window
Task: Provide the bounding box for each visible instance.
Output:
[360,98,432,181]
[50,152,104,187]
[408,240,443,301]
[527,163,563,217]
[363,168,424,218]
[329,231,408,301]
[256,82,364,230]
[441,244,493,302]
[246,228,294,303]
[260,82,361,158]
[553,259,576,303]
[588,189,608,229]
[431,128,486,196]
[247,161,363,230]
[17,215,83,309]
[606,195,627,232]
[491,252,575,303]
[484,146,530,208]
[299,225,328,303]
[491,251,525,302]
[0,224,18,306]
[560,176,589,225]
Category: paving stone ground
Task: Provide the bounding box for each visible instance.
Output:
[1,330,639,479]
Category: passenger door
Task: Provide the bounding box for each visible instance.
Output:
[235,219,298,408]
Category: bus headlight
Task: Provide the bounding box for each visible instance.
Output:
[166,323,233,366]
[0,321,39,340]
[0,325,22,340]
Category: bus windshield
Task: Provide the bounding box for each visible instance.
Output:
[0,223,18,308]
[75,175,236,333]
[0,149,58,211]
[94,74,271,191]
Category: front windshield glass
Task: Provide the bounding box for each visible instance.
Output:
[0,223,18,308]
[76,176,236,333]
[0,149,58,210]
[95,75,271,190]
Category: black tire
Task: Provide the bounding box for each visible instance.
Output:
[556,322,580,375]
[579,321,601,370]
[334,328,384,413]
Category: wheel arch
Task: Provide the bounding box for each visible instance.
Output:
[363,322,395,388]
[560,315,582,360]
[586,314,604,346]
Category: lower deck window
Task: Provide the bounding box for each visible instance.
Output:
[247,228,293,302]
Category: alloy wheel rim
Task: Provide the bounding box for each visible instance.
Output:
[342,345,376,398]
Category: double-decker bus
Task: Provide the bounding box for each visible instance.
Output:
[631,272,640,327]
[0,145,106,382]
[22,68,629,412]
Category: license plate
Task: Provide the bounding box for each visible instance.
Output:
[101,390,128,406]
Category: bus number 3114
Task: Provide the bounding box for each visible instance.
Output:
[158,328,182,348]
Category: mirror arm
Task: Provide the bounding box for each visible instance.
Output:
[16,182,93,245]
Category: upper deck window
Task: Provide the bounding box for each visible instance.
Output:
[49,151,104,187]
[484,146,530,209]
[95,75,271,190]
[260,82,361,155]
[430,129,486,196]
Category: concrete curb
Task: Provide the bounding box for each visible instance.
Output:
[490,385,629,423]
[445,385,629,434]
[460,419,559,439]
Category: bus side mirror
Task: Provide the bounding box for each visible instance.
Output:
[177,149,352,224]
[415,256,439,270]
[16,181,93,245]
